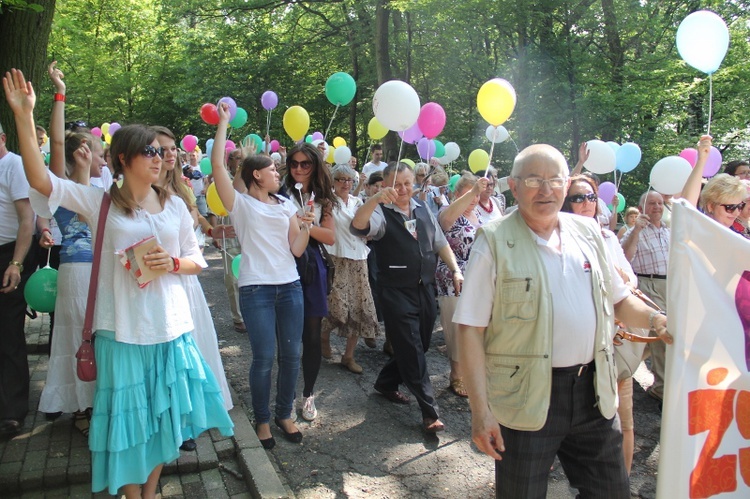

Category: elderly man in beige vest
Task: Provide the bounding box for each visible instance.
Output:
[455,144,672,498]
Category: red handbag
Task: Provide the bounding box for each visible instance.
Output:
[76,193,111,382]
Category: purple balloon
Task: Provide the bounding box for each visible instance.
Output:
[218,97,238,121]
[416,137,436,159]
[261,91,278,111]
[108,122,121,135]
[598,181,617,204]
[398,122,423,145]
[312,131,325,141]
[704,146,722,177]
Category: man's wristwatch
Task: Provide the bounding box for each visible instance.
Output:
[8,260,23,272]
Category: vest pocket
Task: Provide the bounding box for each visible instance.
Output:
[500,276,537,321]
[486,358,530,410]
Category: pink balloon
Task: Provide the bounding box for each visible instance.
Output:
[225,140,236,152]
[91,127,102,137]
[398,122,423,145]
[417,102,446,139]
[270,140,280,152]
[704,146,722,177]
[679,148,698,167]
[598,181,617,203]
[182,135,197,152]
[416,137,436,159]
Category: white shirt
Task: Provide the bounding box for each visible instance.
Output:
[0,152,29,245]
[362,161,386,179]
[324,194,369,260]
[189,164,205,196]
[454,218,630,367]
[229,193,299,286]
[31,173,207,345]
[90,165,113,190]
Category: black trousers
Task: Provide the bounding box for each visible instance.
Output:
[494,366,629,499]
[376,283,439,420]
[0,239,37,421]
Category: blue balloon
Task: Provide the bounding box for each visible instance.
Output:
[206,138,214,156]
[616,142,641,173]
[676,10,729,75]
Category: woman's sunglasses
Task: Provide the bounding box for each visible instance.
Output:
[141,145,165,159]
[289,160,313,170]
[566,193,598,204]
[719,202,746,213]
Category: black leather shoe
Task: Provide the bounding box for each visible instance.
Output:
[180,438,197,451]
[0,419,23,437]
[45,411,63,421]
[274,417,303,443]
[374,385,410,404]
[255,425,276,450]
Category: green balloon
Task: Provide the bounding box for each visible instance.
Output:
[607,192,626,213]
[324,72,356,106]
[24,267,58,313]
[231,254,241,279]
[200,157,212,175]
[305,134,313,143]
[433,139,445,159]
[448,173,461,192]
[230,107,248,128]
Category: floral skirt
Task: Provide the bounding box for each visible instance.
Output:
[322,256,379,339]
[89,330,234,494]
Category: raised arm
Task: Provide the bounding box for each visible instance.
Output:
[571,142,589,176]
[681,135,712,208]
[351,188,397,231]
[210,102,236,212]
[3,69,52,196]
[47,61,67,179]
[439,177,488,231]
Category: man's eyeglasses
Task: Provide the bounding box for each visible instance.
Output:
[141,145,164,159]
[334,178,354,184]
[566,193,598,204]
[290,160,313,170]
[719,202,746,213]
[515,176,567,189]
[65,120,88,131]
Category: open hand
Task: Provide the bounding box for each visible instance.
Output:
[3,69,37,116]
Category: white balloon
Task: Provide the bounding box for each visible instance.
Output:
[444,142,460,162]
[485,125,509,144]
[436,155,451,165]
[372,80,421,132]
[676,10,729,75]
[584,139,617,175]
[649,156,692,195]
[333,146,352,165]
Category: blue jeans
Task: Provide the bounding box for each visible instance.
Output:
[239,281,303,424]
[195,195,208,217]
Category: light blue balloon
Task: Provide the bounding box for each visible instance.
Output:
[206,138,214,156]
[606,141,620,154]
[616,142,641,173]
[676,10,729,75]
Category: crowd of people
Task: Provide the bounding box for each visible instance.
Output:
[1,63,749,497]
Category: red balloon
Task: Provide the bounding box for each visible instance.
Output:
[200,103,220,126]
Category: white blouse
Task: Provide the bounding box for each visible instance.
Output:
[324,194,369,261]
[31,173,206,345]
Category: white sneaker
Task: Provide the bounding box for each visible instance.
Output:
[302,395,317,421]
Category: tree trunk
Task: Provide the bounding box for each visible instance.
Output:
[0,1,56,152]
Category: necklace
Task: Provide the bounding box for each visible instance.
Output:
[479,198,493,214]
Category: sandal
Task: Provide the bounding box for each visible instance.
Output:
[73,410,90,437]
[449,378,469,398]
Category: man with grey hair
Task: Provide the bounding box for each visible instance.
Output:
[0,121,37,436]
[351,161,462,433]
[455,144,672,497]
[620,190,670,404]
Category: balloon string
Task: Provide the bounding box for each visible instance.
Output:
[707,73,713,137]
[509,136,520,154]
[393,138,404,188]
[325,104,340,140]
[46,247,51,268]
[486,129,497,178]
[266,110,272,140]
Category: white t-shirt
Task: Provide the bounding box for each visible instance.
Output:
[454,218,630,367]
[362,161,386,179]
[0,152,30,245]
[31,173,207,345]
[229,193,299,286]
[324,194,369,260]
[189,164,205,196]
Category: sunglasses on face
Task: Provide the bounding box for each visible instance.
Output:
[720,202,747,213]
[566,193,598,204]
[289,160,313,170]
[141,145,164,159]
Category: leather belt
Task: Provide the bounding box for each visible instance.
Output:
[636,273,666,280]
[552,361,595,377]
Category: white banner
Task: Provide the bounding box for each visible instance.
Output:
[658,199,750,498]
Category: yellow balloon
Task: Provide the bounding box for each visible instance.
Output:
[104,133,112,145]
[101,123,110,135]
[326,147,335,164]
[401,158,415,168]
[283,106,310,141]
[468,149,490,173]
[206,183,228,216]
[477,78,516,126]
[367,117,388,140]
[333,136,346,148]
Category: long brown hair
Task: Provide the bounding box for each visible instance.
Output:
[109,125,169,216]
[151,125,195,210]
[64,131,94,178]
[284,142,337,217]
